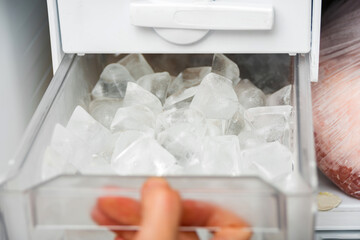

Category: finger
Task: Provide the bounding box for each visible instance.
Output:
[182,200,248,228]
[178,232,200,240]
[206,206,248,228]
[181,200,251,240]
[212,227,252,240]
[97,196,141,225]
[92,205,136,240]
[115,236,133,240]
[113,231,135,240]
[135,178,182,240]
[91,205,118,226]
[181,200,213,226]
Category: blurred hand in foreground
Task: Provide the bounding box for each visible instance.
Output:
[92,178,251,240]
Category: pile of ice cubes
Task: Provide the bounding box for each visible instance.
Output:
[43,54,294,181]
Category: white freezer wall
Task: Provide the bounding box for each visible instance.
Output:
[0,0,52,178]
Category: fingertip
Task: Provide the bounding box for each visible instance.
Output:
[142,177,169,193]
[142,182,181,215]
[91,205,110,225]
[137,179,182,240]
[143,178,181,211]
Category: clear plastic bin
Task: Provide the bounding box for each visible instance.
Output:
[0,54,317,240]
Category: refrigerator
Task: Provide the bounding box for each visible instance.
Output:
[1,0,359,239]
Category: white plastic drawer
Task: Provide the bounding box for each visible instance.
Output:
[0,54,317,240]
[56,0,312,54]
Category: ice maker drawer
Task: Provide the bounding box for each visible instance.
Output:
[0,53,316,240]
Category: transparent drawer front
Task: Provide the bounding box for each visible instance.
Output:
[0,54,316,240]
[32,176,285,237]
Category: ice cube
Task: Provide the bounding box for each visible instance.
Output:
[226,105,246,135]
[80,156,115,175]
[67,106,113,154]
[111,130,148,160]
[50,124,91,169]
[91,64,135,100]
[168,67,211,96]
[234,79,266,109]
[110,105,156,135]
[182,67,212,88]
[167,80,183,98]
[156,108,205,133]
[202,136,241,175]
[190,73,238,119]
[167,76,185,97]
[157,124,203,169]
[65,107,115,172]
[137,72,171,104]
[164,99,192,111]
[181,162,205,175]
[41,147,77,180]
[241,141,293,179]
[164,86,198,110]
[212,54,240,85]
[50,124,113,174]
[266,85,292,106]
[204,119,227,136]
[118,54,154,80]
[244,106,292,145]
[237,130,266,149]
[111,137,181,175]
[123,82,163,114]
[88,99,123,129]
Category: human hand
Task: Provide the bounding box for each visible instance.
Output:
[92,178,251,240]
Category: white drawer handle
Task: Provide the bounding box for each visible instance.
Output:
[130,0,274,31]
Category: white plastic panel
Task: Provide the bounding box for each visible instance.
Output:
[310,0,322,82]
[48,0,64,73]
[0,0,52,180]
[57,0,312,54]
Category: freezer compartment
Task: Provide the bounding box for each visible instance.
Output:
[0,54,316,240]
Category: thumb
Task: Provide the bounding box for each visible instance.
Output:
[135,178,182,240]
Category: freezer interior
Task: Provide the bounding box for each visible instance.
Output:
[0,53,316,240]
